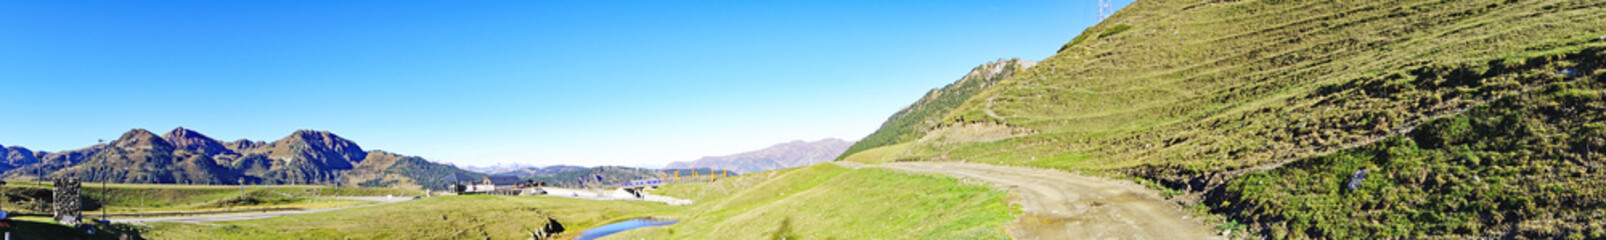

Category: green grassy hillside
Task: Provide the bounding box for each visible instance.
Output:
[1212,75,1605,239]
[836,0,1606,238]
[343,151,486,189]
[851,0,1604,173]
[839,59,1033,160]
[610,163,1016,239]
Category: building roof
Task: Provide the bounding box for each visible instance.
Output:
[484,175,524,185]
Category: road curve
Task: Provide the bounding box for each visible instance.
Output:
[837,161,1218,240]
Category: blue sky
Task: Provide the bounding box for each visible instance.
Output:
[0,1,1130,168]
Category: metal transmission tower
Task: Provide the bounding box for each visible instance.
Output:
[1098,0,1114,21]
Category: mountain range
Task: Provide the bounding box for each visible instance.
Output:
[666,138,852,174]
[0,128,482,189]
[462,164,588,178]
[524,166,731,188]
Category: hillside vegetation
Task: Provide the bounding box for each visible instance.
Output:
[837,0,1606,238]
[853,0,1605,172]
[1213,74,1606,238]
[838,59,1034,159]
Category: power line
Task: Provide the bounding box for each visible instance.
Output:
[1099,0,1114,21]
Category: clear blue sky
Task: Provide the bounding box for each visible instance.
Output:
[0,1,1131,168]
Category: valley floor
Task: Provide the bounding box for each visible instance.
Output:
[109,196,412,224]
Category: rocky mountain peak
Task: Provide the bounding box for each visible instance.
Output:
[966,58,1036,79]
[163,127,230,155]
[227,139,267,152]
[1,145,41,167]
[287,130,363,152]
[270,129,367,168]
[113,128,172,151]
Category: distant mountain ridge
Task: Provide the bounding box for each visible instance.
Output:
[463,164,587,178]
[524,166,730,188]
[666,138,853,174]
[0,128,482,189]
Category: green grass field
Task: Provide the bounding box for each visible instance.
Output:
[849,0,1606,174]
[109,163,1014,240]
[1213,76,1606,238]
[1,183,423,240]
[1,183,421,215]
[609,163,1016,239]
[143,195,675,239]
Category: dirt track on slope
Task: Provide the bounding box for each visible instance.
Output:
[837,161,1217,240]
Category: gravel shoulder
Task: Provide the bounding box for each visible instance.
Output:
[837,161,1218,240]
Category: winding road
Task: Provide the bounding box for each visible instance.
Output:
[837,161,1217,240]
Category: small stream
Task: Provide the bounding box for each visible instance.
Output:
[573,218,678,240]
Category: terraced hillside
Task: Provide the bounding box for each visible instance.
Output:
[899,0,1606,172]
[838,59,1034,159]
[841,0,1605,238]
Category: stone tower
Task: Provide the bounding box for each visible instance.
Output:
[53,177,82,225]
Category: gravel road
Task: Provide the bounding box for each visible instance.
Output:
[838,161,1218,240]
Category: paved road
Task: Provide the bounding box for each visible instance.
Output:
[838,161,1218,240]
[109,196,413,224]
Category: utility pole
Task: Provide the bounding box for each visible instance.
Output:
[98,168,107,220]
[1,180,7,213]
[1099,0,1113,21]
[237,177,245,211]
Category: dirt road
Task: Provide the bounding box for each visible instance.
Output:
[110,196,413,224]
[837,161,1217,240]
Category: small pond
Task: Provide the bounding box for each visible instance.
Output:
[573,218,679,240]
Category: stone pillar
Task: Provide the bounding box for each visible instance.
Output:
[53,177,82,225]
